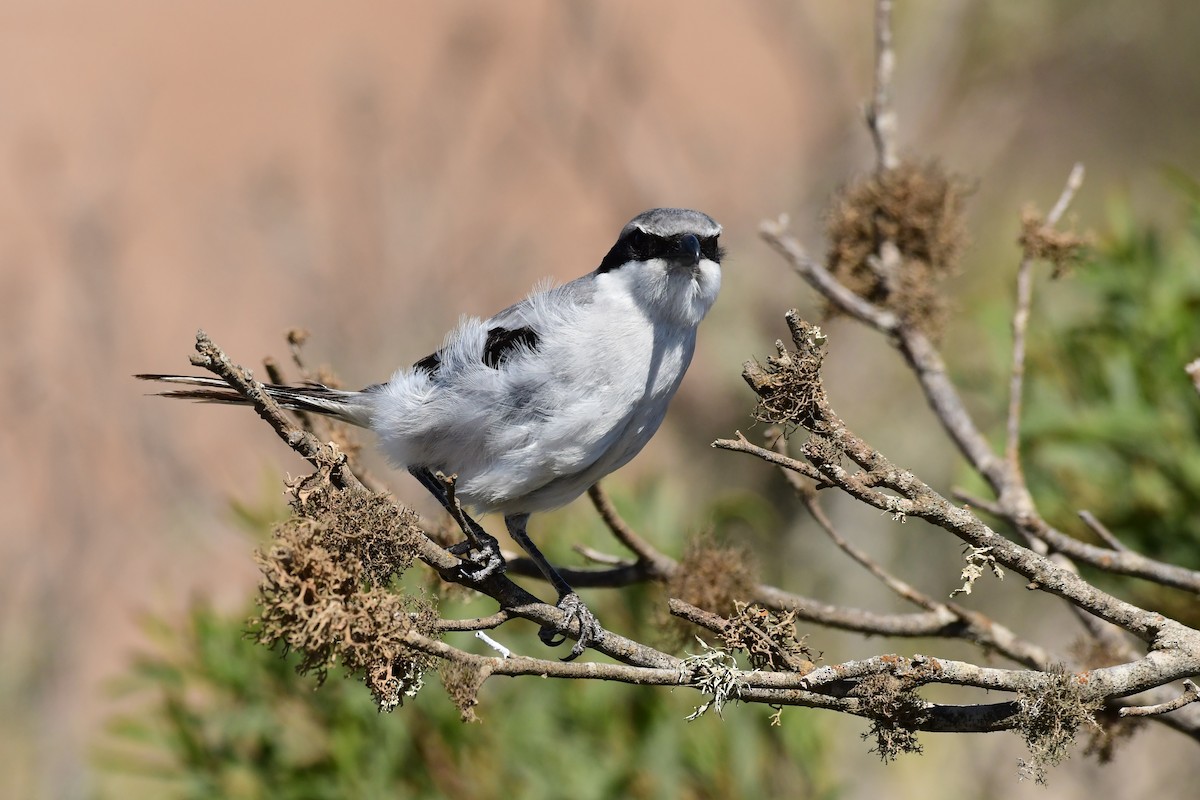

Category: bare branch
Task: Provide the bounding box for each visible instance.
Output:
[952,489,1006,518]
[866,0,899,172]
[759,216,900,334]
[725,317,1200,647]
[434,612,511,633]
[1005,163,1085,471]
[800,482,942,613]
[1023,516,1200,595]
[769,431,948,614]
[895,326,1010,491]
[714,431,825,481]
[1120,680,1200,718]
[667,598,729,635]
[502,556,651,589]
[261,356,317,438]
[1078,510,1130,553]
[403,629,684,686]
[891,332,1200,596]
[190,329,367,493]
[573,544,634,566]
[587,484,676,577]
[400,628,1042,735]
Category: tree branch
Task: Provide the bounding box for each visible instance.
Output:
[1078,510,1131,553]
[1120,680,1200,718]
[1005,163,1085,471]
[866,0,899,173]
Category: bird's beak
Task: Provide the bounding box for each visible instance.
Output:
[679,234,701,267]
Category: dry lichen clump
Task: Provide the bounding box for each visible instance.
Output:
[253,477,434,712]
[667,535,759,615]
[825,161,970,338]
[664,535,759,649]
[742,311,829,432]
[853,673,928,762]
[721,602,816,673]
[740,312,846,497]
[1019,208,1093,278]
[285,478,423,589]
[1014,670,1101,784]
[440,660,491,723]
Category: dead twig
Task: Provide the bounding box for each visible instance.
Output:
[1004,163,1085,472]
[587,484,676,577]
[866,0,899,173]
[1078,510,1130,553]
[1120,680,1200,718]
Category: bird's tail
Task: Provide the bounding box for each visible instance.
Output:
[135,374,375,427]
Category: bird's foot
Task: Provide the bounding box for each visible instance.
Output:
[539,592,602,661]
[448,531,507,581]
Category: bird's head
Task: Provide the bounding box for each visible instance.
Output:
[596,208,724,328]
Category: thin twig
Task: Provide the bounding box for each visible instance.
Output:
[1024,516,1200,594]
[1078,510,1130,553]
[801,490,942,612]
[263,356,316,438]
[265,340,389,493]
[895,327,1010,491]
[503,557,650,588]
[403,629,685,685]
[1004,163,1085,471]
[190,330,366,493]
[757,452,1050,668]
[435,612,511,632]
[435,471,477,548]
[867,0,899,172]
[1120,680,1200,718]
[951,489,1005,518]
[286,327,315,380]
[759,217,899,334]
[593,446,1047,667]
[717,401,1193,644]
[573,544,632,566]
[771,434,943,613]
[668,598,728,636]
[587,483,676,577]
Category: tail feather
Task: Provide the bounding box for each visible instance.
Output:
[135,373,374,427]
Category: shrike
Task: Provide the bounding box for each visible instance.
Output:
[140,207,724,659]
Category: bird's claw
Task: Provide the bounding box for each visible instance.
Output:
[450,532,507,581]
[539,592,602,661]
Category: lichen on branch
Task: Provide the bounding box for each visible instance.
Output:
[252,469,435,712]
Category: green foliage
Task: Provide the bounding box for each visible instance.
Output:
[98,484,834,800]
[1020,188,1200,585]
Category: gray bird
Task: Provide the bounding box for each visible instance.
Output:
[140,207,724,659]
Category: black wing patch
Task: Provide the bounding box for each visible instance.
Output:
[483,325,540,369]
[413,352,442,376]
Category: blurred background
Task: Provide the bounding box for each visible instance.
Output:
[3,1,1200,798]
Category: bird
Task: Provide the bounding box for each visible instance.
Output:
[139,207,724,659]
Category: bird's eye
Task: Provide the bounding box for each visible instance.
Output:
[699,236,723,262]
[626,228,651,260]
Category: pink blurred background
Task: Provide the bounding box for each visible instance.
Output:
[3,2,1199,797]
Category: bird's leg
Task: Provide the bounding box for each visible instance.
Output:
[505,513,602,661]
[408,467,505,580]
